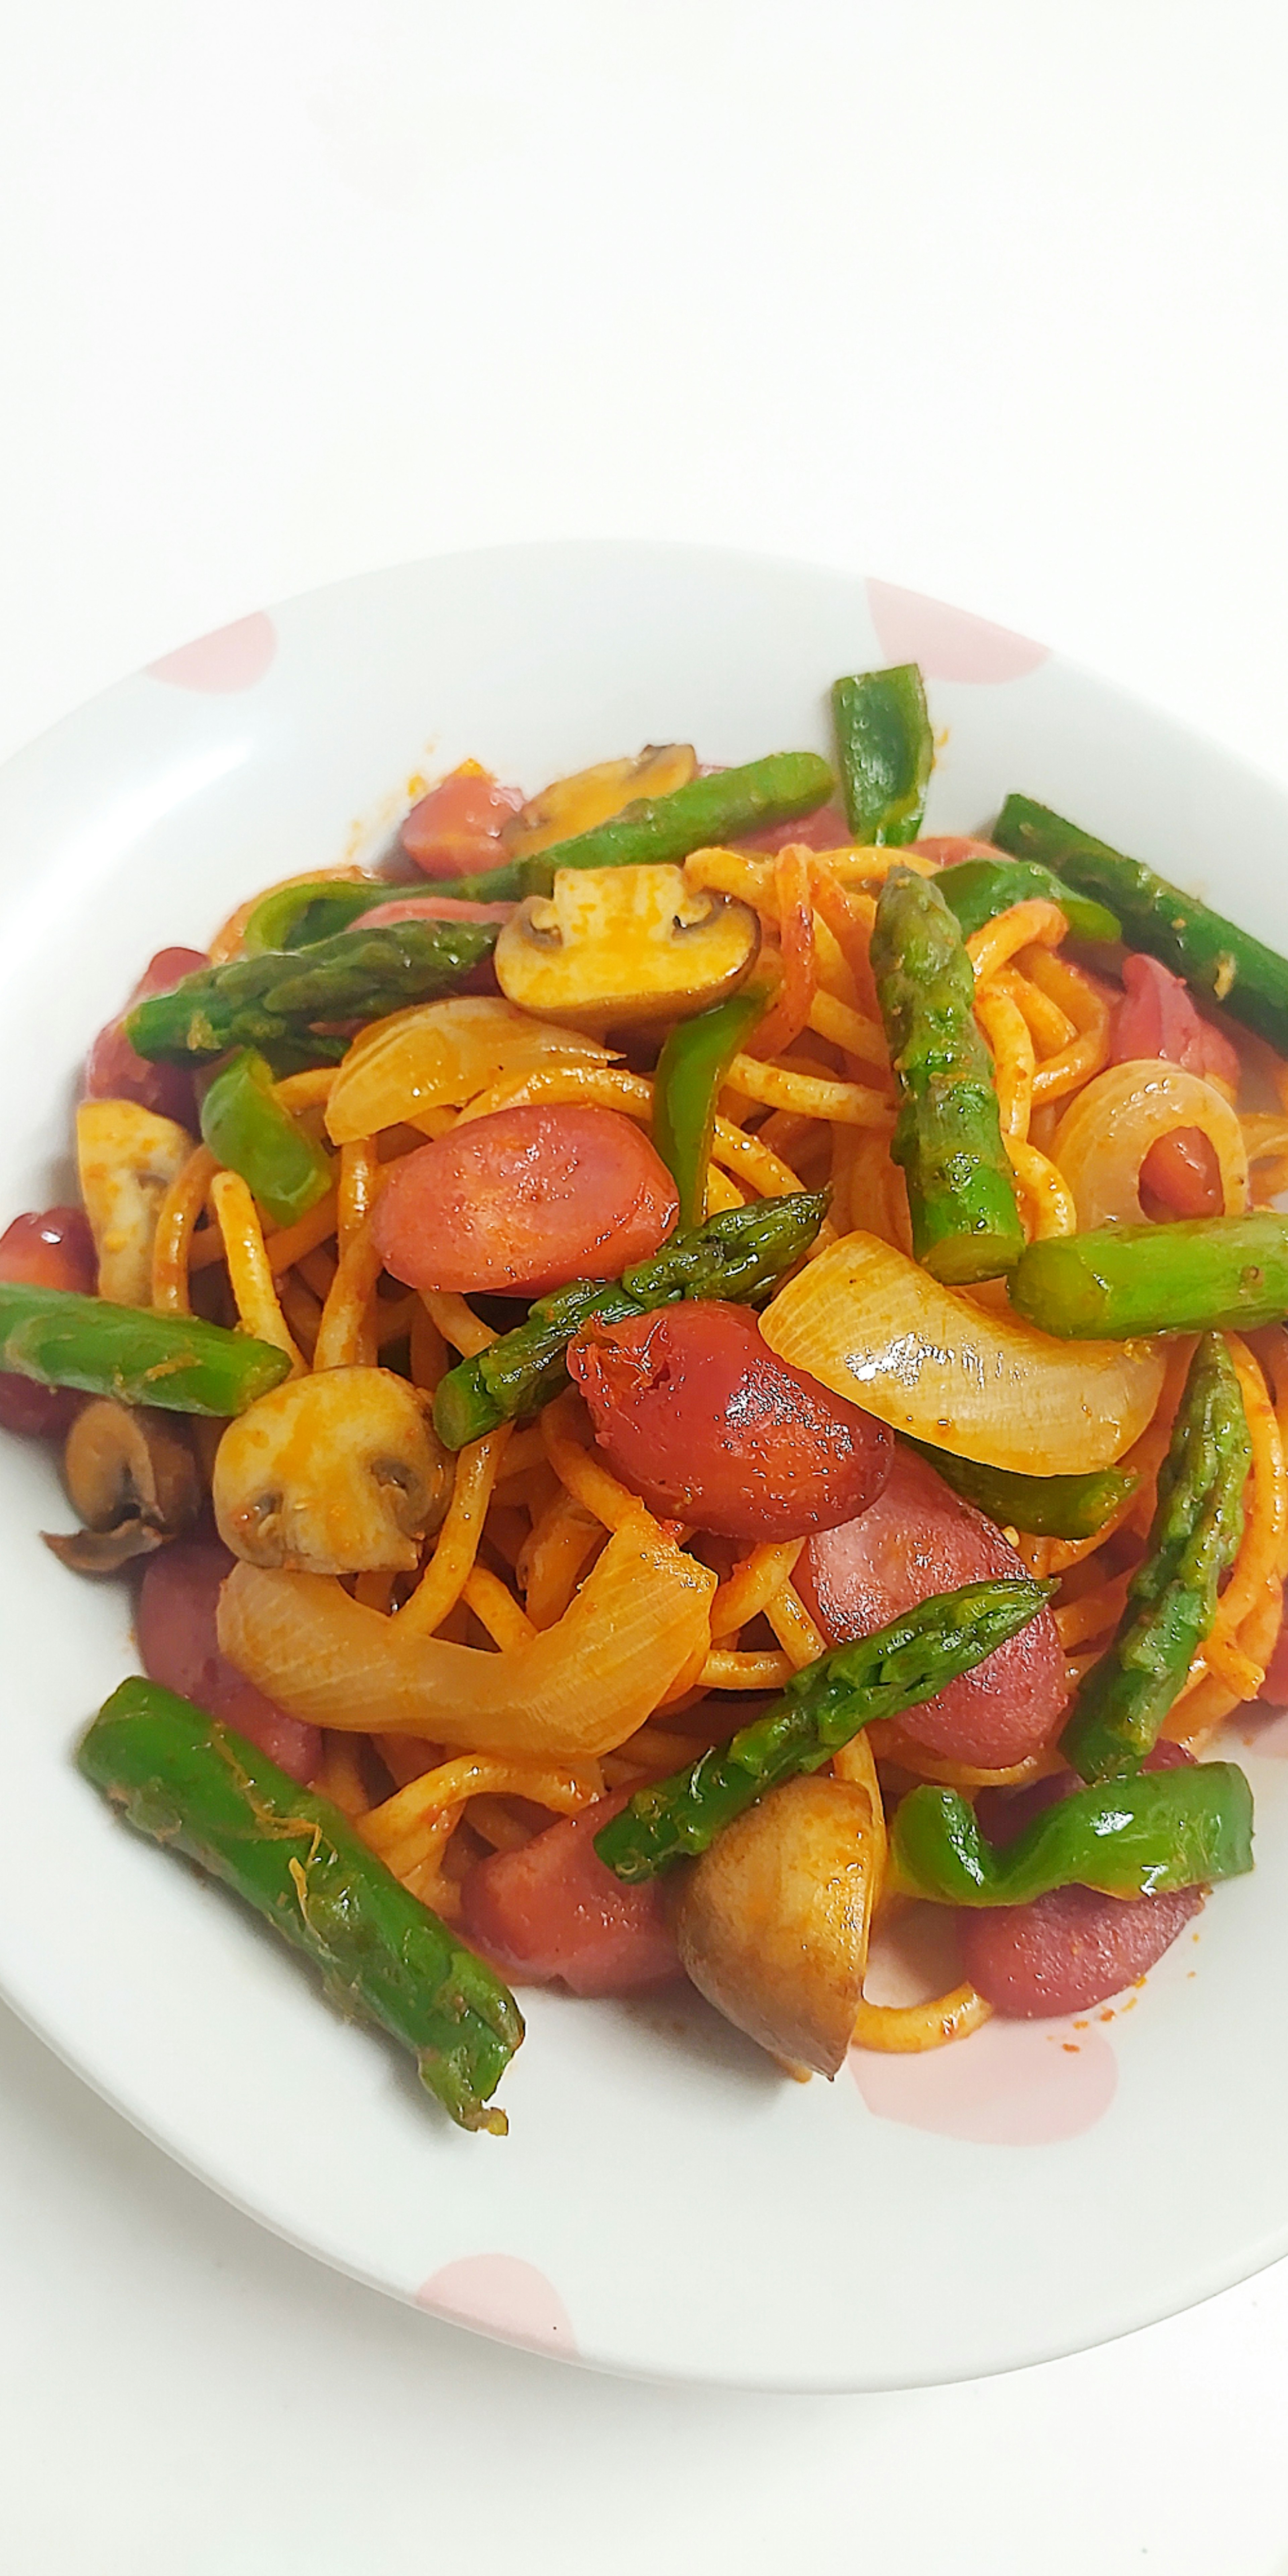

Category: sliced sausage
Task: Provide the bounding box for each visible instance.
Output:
[138,1537,321,1783]
[568,1300,893,1540]
[458,1792,680,1994]
[795,1447,1067,1767]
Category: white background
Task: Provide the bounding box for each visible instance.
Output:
[3,3,1288,2568]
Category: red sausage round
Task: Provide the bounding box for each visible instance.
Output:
[567,1300,893,1541]
[795,1447,1067,1767]
[960,1742,1202,2015]
[401,765,524,877]
[958,1882,1202,2019]
[85,947,208,1129]
[1112,952,1241,1221]
[138,1538,321,1784]
[0,1206,97,1439]
[373,1104,679,1297]
[458,1793,680,1995]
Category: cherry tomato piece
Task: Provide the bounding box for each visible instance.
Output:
[401,764,525,878]
[138,1538,321,1784]
[795,1448,1067,1767]
[373,1104,678,1297]
[85,947,208,1128]
[0,1206,97,1438]
[567,1300,893,1540]
[458,1792,680,1994]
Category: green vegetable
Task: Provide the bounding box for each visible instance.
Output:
[831,665,933,846]
[241,879,393,955]
[199,1049,333,1228]
[891,1761,1253,1905]
[652,988,768,1230]
[0,1283,290,1416]
[594,1576,1053,1883]
[993,792,1288,1054]
[934,854,1120,946]
[432,1190,827,1451]
[431,751,836,904]
[1060,1333,1250,1783]
[126,919,500,1072]
[1010,1213,1288,1339]
[902,1438,1137,1541]
[871,865,1024,1283]
[78,1681,522,2133]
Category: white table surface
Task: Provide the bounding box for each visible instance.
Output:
[3,6,1288,2568]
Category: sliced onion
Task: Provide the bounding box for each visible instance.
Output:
[325,996,614,1144]
[760,1230,1165,1473]
[1051,1058,1248,1227]
[217,1521,716,1762]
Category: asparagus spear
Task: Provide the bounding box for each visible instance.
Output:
[831,665,933,845]
[993,792,1288,1054]
[902,1438,1138,1541]
[0,1282,290,1415]
[79,1680,522,2132]
[891,1761,1254,1905]
[934,854,1120,945]
[594,1575,1053,1883]
[126,919,500,1071]
[430,750,837,904]
[1060,1333,1250,1783]
[1010,1214,1288,1339]
[651,987,768,1231]
[871,865,1025,1283]
[432,1190,828,1450]
[199,1048,333,1227]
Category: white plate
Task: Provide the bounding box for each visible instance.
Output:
[2,541,1287,2393]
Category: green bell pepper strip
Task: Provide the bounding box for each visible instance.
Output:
[891,1761,1254,1906]
[992,792,1288,1055]
[902,1438,1138,1541]
[0,1282,290,1415]
[831,665,933,846]
[1009,1213,1288,1340]
[1060,1333,1250,1783]
[78,1681,523,2133]
[126,919,500,1073]
[651,987,769,1230]
[199,1049,333,1228]
[432,1190,828,1451]
[241,879,394,956]
[870,865,1025,1283]
[428,751,836,904]
[933,855,1120,946]
[594,1575,1053,1883]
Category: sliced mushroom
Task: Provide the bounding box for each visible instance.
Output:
[212,1365,450,1574]
[494,864,760,1033]
[44,1400,201,1574]
[672,1774,880,2077]
[502,744,697,859]
[76,1097,195,1306]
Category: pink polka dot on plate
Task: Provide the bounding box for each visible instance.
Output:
[415,2253,577,2355]
[851,2015,1117,2145]
[146,612,277,694]
[866,579,1049,684]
